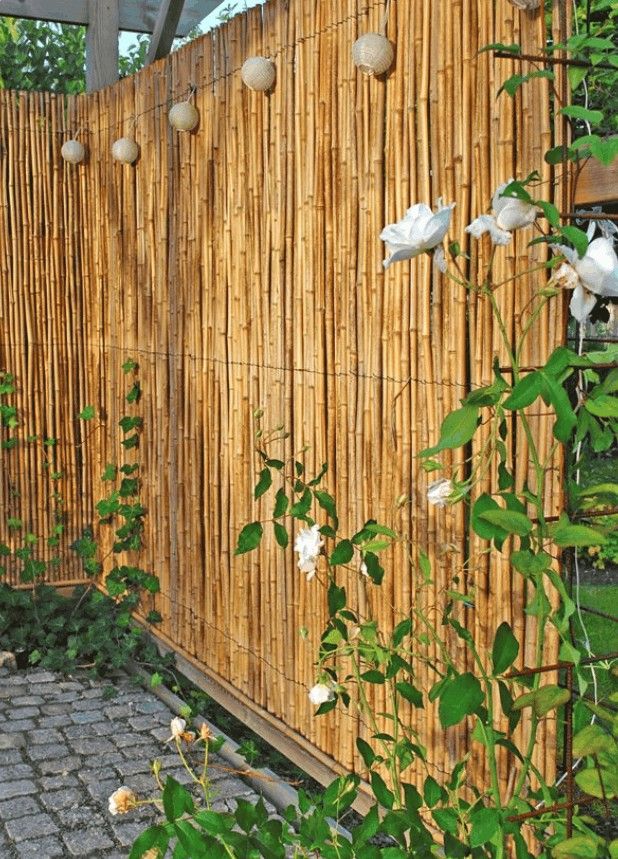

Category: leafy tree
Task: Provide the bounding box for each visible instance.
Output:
[0,18,148,93]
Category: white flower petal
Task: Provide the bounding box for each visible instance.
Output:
[381,202,454,267]
[465,215,512,246]
[569,285,597,323]
[575,237,618,297]
[309,683,335,706]
[433,246,447,274]
[427,478,454,508]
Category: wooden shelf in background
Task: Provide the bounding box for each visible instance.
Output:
[573,159,618,206]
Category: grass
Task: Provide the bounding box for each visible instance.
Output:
[571,584,618,701]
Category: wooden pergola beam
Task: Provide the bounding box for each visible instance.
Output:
[146,0,186,65]
[0,0,218,37]
[85,0,119,91]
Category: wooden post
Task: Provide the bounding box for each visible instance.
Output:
[85,0,120,91]
[146,0,186,65]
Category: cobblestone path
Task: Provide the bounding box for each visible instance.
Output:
[0,668,263,857]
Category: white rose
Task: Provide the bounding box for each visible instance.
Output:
[466,180,538,245]
[427,478,454,508]
[309,683,335,706]
[381,201,455,268]
[169,716,186,739]
[294,524,324,581]
[558,236,618,323]
[108,786,137,816]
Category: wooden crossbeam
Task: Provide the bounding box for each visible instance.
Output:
[146,0,186,65]
[0,0,219,36]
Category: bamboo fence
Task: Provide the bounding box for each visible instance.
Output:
[0,0,568,791]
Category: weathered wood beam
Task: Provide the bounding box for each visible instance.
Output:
[146,0,186,65]
[85,0,119,91]
[0,0,219,36]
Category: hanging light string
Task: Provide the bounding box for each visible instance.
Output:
[0,0,390,138]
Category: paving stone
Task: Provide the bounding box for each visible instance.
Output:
[10,706,41,720]
[67,737,116,756]
[40,787,83,811]
[2,718,36,733]
[5,811,59,841]
[28,742,71,761]
[12,835,65,858]
[111,819,147,847]
[58,681,84,692]
[38,755,82,775]
[0,748,22,764]
[86,778,119,802]
[39,774,80,790]
[62,828,114,855]
[0,779,36,800]
[0,763,34,781]
[113,732,154,749]
[36,715,69,729]
[135,699,167,714]
[78,767,122,786]
[71,710,104,724]
[39,690,81,702]
[55,807,106,828]
[104,704,135,719]
[0,732,26,750]
[0,795,41,820]
[26,671,57,683]
[41,702,72,715]
[114,758,153,777]
[28,727,63,744]
[151,725,171,742]
[72,697,105,712]
[128,713,169,731]
[11,695,45,706]
[90,721,117,736]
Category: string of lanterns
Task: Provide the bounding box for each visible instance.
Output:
[60,30,394,164]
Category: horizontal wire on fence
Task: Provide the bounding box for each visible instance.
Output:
[1,339,470,390]
[0,0,388,138]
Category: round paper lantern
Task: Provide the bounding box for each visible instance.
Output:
[61,139,86,164]
[169,101,199,131]
[352,33,394,76]
[111,137,139,164]
[241,56,276,92]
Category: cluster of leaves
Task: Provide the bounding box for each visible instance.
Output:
[0,364,163,675]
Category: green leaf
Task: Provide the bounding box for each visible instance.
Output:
[290,489,312,517]
[560,225,589,258]
[585,394,618,418]
[273,488,288,518]
[356,737,376,769]
[421,405,479,456]
[491,622,519,675]
[162,776,194,822]
[423,775,443,808]
[254,467,272,500]
[432,808,459,836]
[122,359,138,374]
[575,766,618,800]
[363,552,384,585]
[79,404,95,420]
[126,381,141,404]
[327,583,346,615]
[273,521,288,549]
[329,540,354,565]
[174,820,210,857]
[395,681,424,708]
[101,463,117,481]
[503,372,542,410]
[314,490,338,525]
[234,522,263,555]
[470,807,501,847]
[553,836,602,859]
[568,65,588,91]
[560,105,604,124]
[479,509,533,537]
[128,825,169,859]
[513,684,570,717]
[552,523,607,548]
[392,618,412,647]
[438,673,484,728]
[572,724,613,757]
[370,771,395,809]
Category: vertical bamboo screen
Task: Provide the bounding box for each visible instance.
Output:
[0,0,566,786]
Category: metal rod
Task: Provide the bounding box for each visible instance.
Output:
[579,604,618,625]
[494,50,616,71]
[566,665,574,838]
[507,651,618,679]
[561,213,618,223]
[506,794,598,823]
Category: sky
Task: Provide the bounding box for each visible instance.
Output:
[119,0,266,54]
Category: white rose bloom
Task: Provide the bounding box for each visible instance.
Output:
[294,524,324,581]
[169,716,186,739]
[108,786,137,816]
[381,201,455,268]
[433,245,447,274]
[492,181,538,231]
[466,180,538,245]
[309,683,336,706]
[427,478,454,508]
[557,235,618,323]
